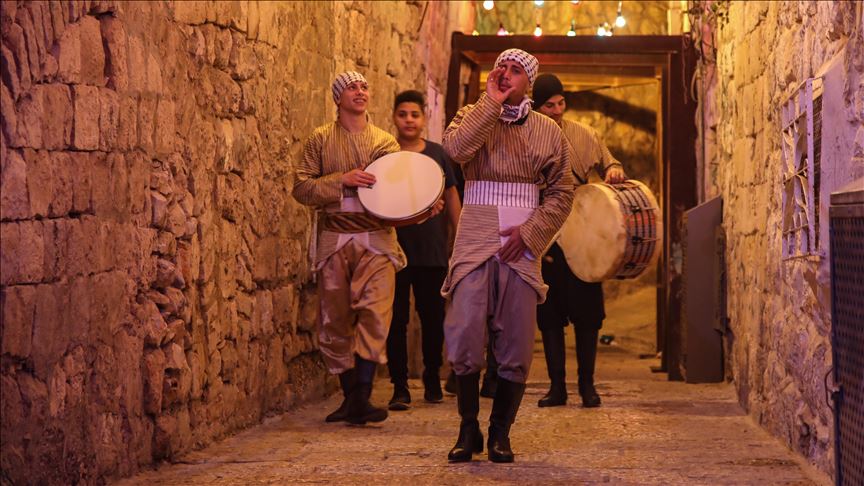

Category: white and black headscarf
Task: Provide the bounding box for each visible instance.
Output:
[332,71,368,104]
[493,49,539,124]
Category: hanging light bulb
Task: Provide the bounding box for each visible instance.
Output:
[534,0,544,6]
[615,1,626,27]
[483,0,494,11]
[497,22,508,36]
[567,19,577,37]
[597,22,613,36]
[472,30,480,36]
[571,0,580,4]
[534,23,543,36]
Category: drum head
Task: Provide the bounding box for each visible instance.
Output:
[558,184,626,282]
[358,151,444,221]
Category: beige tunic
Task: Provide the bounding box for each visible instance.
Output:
[442,93,575,302]
[292,121,405,270]
[560,118,622,184]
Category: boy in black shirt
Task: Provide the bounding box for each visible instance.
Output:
[386,90,462,409]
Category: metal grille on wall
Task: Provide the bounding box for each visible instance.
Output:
[781,77,823,259]
[829,179,864,486]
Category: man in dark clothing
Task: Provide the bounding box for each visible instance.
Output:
[386,90,462,410]
[532,73,626,408]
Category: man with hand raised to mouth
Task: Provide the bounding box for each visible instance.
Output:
[441,49,575,463]
[292,71,408,426]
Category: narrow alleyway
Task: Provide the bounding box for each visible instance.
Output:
[116,289,825,486]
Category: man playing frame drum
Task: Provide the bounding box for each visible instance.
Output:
[532,73,626,409]
[442,49,575,463]
[292,71,441,425]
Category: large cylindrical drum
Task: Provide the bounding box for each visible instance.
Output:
[558,180,662,282]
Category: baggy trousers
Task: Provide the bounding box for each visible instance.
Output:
[317,240,396,374]
[444,258,538,384]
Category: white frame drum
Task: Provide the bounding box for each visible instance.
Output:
[357,151,445,226]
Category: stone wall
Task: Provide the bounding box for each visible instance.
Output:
[697,0,864,476]
[0,1,459,484]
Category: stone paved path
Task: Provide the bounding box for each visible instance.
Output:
[117,289,827,486]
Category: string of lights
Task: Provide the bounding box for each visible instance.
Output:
[475,0,627,37]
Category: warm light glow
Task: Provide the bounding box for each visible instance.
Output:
[483,0,494,11]
[597,22,613,36]
[571,0,580,4]
[534,23,543,36]
[615,14,626,28]
[472,30,480,36]
[534,0,544,6]
[497,23,508,36]
[567,19,576,36]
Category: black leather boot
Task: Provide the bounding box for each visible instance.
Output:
[576,327,601,408]
[325,369,356,422]
[538,327,568,407]
[444,370,457,395]
[487,377,526,463]
[347,357,388,424]
[480,344,499,398]
[448,372,483,462]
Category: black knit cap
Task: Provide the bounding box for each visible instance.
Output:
[532,73,564,110]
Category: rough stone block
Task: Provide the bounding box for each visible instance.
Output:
[72,84,99,150]
[55,20,81,84]
[2,44,21,101]
[47,151,73,217]
[67,152,92,213]
[1,81,21,146]
[126,35,146,93]
[31,281,69,378]
[0,223,19,285]
[78,15,105,86]
[17,222,46,283]
[172,1,207,25]
[117,94,137,150]
[22,149,50,216]
[137,93,157,152]
[5,24,32,95]
[154,97,175,155]
[145,52,162,94]
[99,16,128,91]
[98,87,119,151]
[41,219,67,281]
[143,348,165,414]
[272,285,297,334]
[1,285,36,358]
[0,148,30,220]
[90,271,127,343]
[15,85,43,148]
[254,290,274,336]
[40,83,72,150]
[16,5,42,82]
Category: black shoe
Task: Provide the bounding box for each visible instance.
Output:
[444,371,457,395]
[448,372,483,462]
[325,369,356,422]
[423,370,444,403]
[537,380,567,408]
[487,377,526,463]
[579,381,601,408]
[389,384,411,411]
[480,372,497,398]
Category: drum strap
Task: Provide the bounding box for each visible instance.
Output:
[322,212,385,233]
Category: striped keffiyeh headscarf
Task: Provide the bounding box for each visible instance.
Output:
[494,49,539,124]
[332,71,368,104]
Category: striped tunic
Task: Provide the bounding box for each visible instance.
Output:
[561,118,622,184]
[292,121,405,270]
[442,93,575,301]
